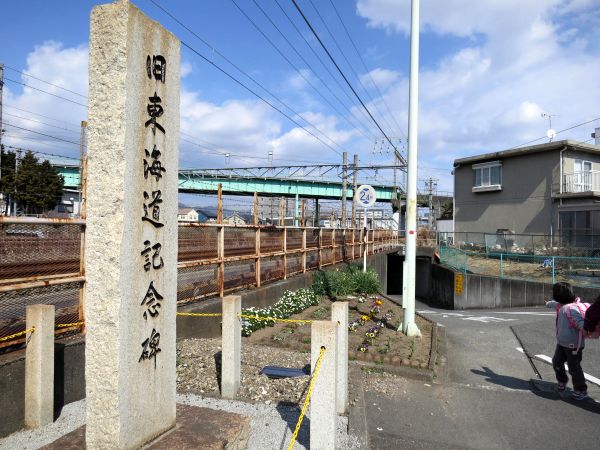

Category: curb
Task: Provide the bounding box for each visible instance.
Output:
[348,364,369,450]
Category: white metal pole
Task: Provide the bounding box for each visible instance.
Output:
[402,0,421,337]
[363,208,367,272]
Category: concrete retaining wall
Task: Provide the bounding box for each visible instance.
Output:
[0,249,395,438]
[430,264,600,309]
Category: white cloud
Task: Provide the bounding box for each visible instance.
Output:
[355,0,600,191]
[2,42,87,165]
[5,42,358,169]
[360,68,400,91]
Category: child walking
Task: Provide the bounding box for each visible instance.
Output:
[545,282,588,400]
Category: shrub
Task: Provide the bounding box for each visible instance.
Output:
[311,264,381,297]
[352,269,380,294]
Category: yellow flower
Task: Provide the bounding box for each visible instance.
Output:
[361,315,370,321]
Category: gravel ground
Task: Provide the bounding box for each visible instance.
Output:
[177,338,313,405]
[0,394,360,450]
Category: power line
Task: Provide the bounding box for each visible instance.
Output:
[150,0,346,158]
[247,0,376,142]
[3,112,80,134]
[290,0,403,165]
[181,40,343,157]
[512,116,600,150]
[4,78,87,108]
[3,104,80,128]
[228,0,357,152]
[307,0,399,138]
[272,0,376,139]
[3,145,81,162]
[326,0,406,141]
[3,65,87,99]
[4,122,83,147]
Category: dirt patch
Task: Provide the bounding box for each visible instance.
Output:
[176,294,434,406]
[245,294,432,368]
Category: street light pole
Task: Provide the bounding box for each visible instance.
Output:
[401,0,421,337]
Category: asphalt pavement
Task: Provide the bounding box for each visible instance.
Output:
[363,298,600,449]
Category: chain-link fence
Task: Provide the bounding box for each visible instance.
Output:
[439,245,600,288]
[438,231,600,257]
[0,216,401,348]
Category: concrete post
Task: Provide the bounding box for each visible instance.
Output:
[311,320,337,450]
[331,302,348,415]
[221,295,241,399]
[25,304,55,429]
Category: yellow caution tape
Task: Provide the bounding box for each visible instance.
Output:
[238,314,312,324]
[56,321,85,328]
[0,327,35,343]
[176,312,222,317]
[287,346,326,450]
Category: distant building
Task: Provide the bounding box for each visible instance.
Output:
[225,211,248,226]
[177,208,199,223]
[453,140,600,247]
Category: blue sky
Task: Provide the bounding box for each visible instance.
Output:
[1,0,600,198]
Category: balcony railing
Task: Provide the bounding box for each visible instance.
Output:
[563,171,600,193]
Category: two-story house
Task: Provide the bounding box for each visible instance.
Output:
[453,140,600,248]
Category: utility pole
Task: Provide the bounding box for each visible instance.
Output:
[425,178,438,229]
[351,154,358,227]
[401,0,421,337]
[12,149,21,216]
[341,152,347,228]
[0,64,4,215]
[79,121,88,217]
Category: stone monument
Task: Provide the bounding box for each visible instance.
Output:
[85,0,179,447]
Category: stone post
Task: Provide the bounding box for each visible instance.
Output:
[331,302,348,414]
[221,295,241,398]
[85,1,179,448]
[310,320,337,450]
[24,304,55,429]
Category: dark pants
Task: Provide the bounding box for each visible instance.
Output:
[552,345,587,392]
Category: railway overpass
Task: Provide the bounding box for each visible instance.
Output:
[55,164,401,202]
[55,164,451,207]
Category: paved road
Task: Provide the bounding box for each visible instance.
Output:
[363,298,600,449]
[416,303,600,387]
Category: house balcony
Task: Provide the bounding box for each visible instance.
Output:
[557,171,600,198]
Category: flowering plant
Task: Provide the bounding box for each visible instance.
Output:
[359,342,369,352]
[240,288,318,336]
[348,319,361,332]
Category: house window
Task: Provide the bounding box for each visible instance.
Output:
[472,161,502,191]
[573,159,593,191]
[559,210,600,248]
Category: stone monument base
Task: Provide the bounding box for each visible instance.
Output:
[41,404,251,450]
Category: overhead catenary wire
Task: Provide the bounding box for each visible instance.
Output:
[3,104,81,128]
[3,65,87,99]
[326,0,407,141]
[3,112,80,134]
[4,78,87,108]
[4,122,83,147]
[246,0,377,142]
[229,0,363,153]
[307,0,401,138]
[150,0,347,157]
[181,40,344,157]
[271,0,377,139]
[290,0,404,165]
